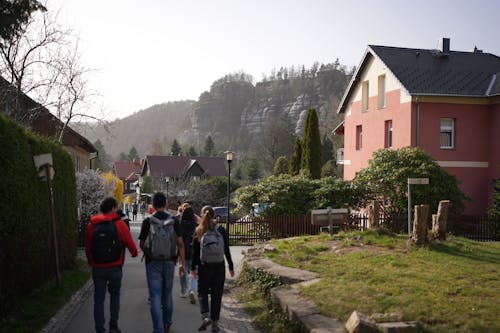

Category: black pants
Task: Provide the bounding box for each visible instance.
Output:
[197,262,225,321]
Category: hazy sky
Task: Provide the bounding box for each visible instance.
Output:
[51,0,500,120]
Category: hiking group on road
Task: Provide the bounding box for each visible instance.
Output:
[85,193,234,333]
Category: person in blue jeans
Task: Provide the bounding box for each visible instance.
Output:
[139,192,186,333]
[178,204,199,303]
[85,197,138,333]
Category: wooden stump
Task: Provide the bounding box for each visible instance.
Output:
[412,205,429,246]
[432,200,450,240]
[367,200,380,229]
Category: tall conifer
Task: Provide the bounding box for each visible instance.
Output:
[289,136,302,175]
[301,108,322,179]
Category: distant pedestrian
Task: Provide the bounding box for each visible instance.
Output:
[179,205,198,303]
[139,192,186,333]
[125,204,130,218]
[141,202,147,218]
[116,209,130,229]
[191,205,234,332]
[132,202,138,221]
[85,197,138,333]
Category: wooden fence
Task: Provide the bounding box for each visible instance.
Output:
[226,213,499,245]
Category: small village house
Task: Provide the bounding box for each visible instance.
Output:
[335,38,500,215]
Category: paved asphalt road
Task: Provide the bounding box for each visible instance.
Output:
[64,224,251,333]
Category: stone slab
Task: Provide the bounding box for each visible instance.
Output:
[246,258,318,284]
[271,286,318,319]
[377,321,420,333]
[301,313,344,333]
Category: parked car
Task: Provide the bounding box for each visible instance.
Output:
[213,206,228,220]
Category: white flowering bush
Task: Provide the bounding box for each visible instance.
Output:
[76,169,106,245]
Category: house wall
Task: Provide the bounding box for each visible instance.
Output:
[489,103,500,207]
[65,146,90,172]
[343,54,413,180]
[417,102,490,215]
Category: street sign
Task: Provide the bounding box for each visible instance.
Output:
[408,178,429,185]
[33,153,54,180]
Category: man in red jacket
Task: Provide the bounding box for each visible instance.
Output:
[85,197,138,333]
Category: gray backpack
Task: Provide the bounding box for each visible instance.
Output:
[200,226,225,263]
[144,215,178,260]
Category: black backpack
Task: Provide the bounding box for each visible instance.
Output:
[91,218,123,264]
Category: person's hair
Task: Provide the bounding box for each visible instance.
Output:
[100,197,118,214]
[196,205,215,240]
[152,192,167,209]
[181,206,195,222]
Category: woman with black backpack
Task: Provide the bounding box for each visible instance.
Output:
[190,205,234,332]
[178,204,198,303]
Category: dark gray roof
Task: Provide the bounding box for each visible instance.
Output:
[369,45,500,97]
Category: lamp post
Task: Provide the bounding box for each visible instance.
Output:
[165,177,169,203]
[225,151,233,236]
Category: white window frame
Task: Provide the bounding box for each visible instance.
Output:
[440,118,455,149]
[356,125,363,150]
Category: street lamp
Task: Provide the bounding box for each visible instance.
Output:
[225,151,233,236]
[165,177,170,203]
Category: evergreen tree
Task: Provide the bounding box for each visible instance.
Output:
[301,108,322,179]
[93,139,112,171]
[321,135,334,164]
[246,156,261,181]
[128,146,139,161]
[187,145,197,156]
[234,166,243,180]
[273,156,289,176]
[204,135,215,156]
[289,137,302,175]
[119,152,128,162]
[171,139,182,156]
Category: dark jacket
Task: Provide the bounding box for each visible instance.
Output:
[180,218,197,260]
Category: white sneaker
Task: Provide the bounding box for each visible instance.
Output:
[180,292,188,298]
[189,291,196,304]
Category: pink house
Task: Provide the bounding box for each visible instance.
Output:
[335,38,500,215]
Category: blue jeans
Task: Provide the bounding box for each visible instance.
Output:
[146,260,175,332]
[180,259,198,294]
[92,266,122,333]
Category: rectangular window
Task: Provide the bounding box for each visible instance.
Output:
[440,118,454,149]
[385,120,393,148]
[378,74,386,108]
[362,80,369,111]
[356,125,363,150]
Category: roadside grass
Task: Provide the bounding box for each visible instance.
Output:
[0,258,90,333]
[267,230,500,333]
[236,266,301,333]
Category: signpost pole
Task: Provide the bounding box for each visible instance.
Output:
[45,163,61,286]
[407,181,412,237]
[327,206,332,236]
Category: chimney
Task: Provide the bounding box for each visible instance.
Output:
[440,38,450,53]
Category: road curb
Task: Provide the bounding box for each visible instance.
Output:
[39,278,93,333]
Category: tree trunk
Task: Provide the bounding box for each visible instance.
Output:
[432,200,450,240]
[412,205,429,246]
[368,200,380,229]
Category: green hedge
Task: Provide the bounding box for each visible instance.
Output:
[0,113,78,312]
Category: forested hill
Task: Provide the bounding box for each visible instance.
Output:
[79,60,352,174]
[78,100,195,161]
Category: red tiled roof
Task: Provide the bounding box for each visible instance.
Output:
[143,155,227,178]
[114,161,142,180]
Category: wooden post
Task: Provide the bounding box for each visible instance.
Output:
[412,204,429,246]
[432,200,450,240]
[367,201,380,229]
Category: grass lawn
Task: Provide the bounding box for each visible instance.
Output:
[0,259,90,333]
[266,230,500,333]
